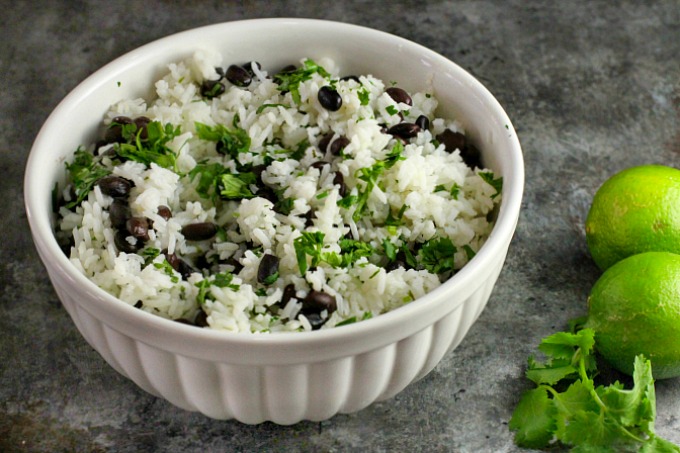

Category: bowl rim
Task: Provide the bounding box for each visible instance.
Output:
[24,17,524,352]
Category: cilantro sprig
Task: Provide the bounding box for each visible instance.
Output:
[510,328,680,452]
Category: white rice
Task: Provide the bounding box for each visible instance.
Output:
[58,51,502,333]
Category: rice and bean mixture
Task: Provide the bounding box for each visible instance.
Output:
[57,50,502,333]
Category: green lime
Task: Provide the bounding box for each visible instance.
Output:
[585,164,680,270]
[584,251,680,379]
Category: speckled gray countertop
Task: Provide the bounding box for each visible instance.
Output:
[3,1,680,452]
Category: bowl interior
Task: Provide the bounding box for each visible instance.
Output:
[25,19,523,360]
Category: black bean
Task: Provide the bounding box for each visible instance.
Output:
[318,86,342,111]
[460,144,482,169]
[109,199,130,229]
[415,115,430,131]
[279,283,297,307]
[195,254,211,272]
[302,290,337,314]
[114,230,141,253]
[194,310,209,327]
[133,116,151,140]
[242,61,261,77]
[181,222,218,241]
[277,64,297,74]
[436,129,466,152]
[97,175,134,198]
[385,260,405,272]
[385,87,412,106]
[304,210,315,227]
[226,64,252,87]
[317,133,333,152]
[329,136,350,156]
[340,75,360,83]
[163,250,180,271]
[299,311,325,330]
[177,259,197,279]
[257,254,280,285]
[201,79,225,99]
[333,172,346,197]
[157,205,172,221]
[134,300,143,309]
[215,67,225,78]
[250,164,267,182]
[126,217,149,241]
[310,160,330,171]
[104,116,133,143]
[386,122,421,139]
[224,257,244,274]
[94,140,111,156]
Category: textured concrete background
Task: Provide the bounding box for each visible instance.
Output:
[2,1,680,452]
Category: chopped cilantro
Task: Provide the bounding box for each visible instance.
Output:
[195,272,239,305]
[385,105,399,116]
[294,231,326,275]
[338,238,374,267]
[188,162,228,200]
[357,87,370,105]
[141,247,161,265]
[289,139,310,160]
[418,237,456,274]
[450,183,461,200]
[336,311,373,327]
[462,244,476,260]
[219,172,256,200]
[434,184,447,193]
[256,103,290,114]
[316,190,330,200]
[382,239,397,262]
[154,260,180,283]
[64,147,111,209]
[385,204,408,228]
[273,59,330,105]
[479,171,503,199]
[195,121,250,162]
[274,196,295,215]
[384,141,405,168]
[114,121,181,170]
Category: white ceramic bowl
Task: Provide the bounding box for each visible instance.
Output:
[25,18,523,424]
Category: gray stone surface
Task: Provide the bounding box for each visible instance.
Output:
[2,1,680,451]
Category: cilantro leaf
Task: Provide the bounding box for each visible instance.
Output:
[219,172,256,200]
[294,231,325,276]
[64,147,111,208]
[195,272,239,305]
[114,121,181,169]
[188,162,228,200]
[256,103,290,114]
[273,59,330,105]
[508,387,556,448]
[338,238,374,267]
[195,121,250,162]
[479,171,503,199]
[418,237,456,274]
[357,87,370,106]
